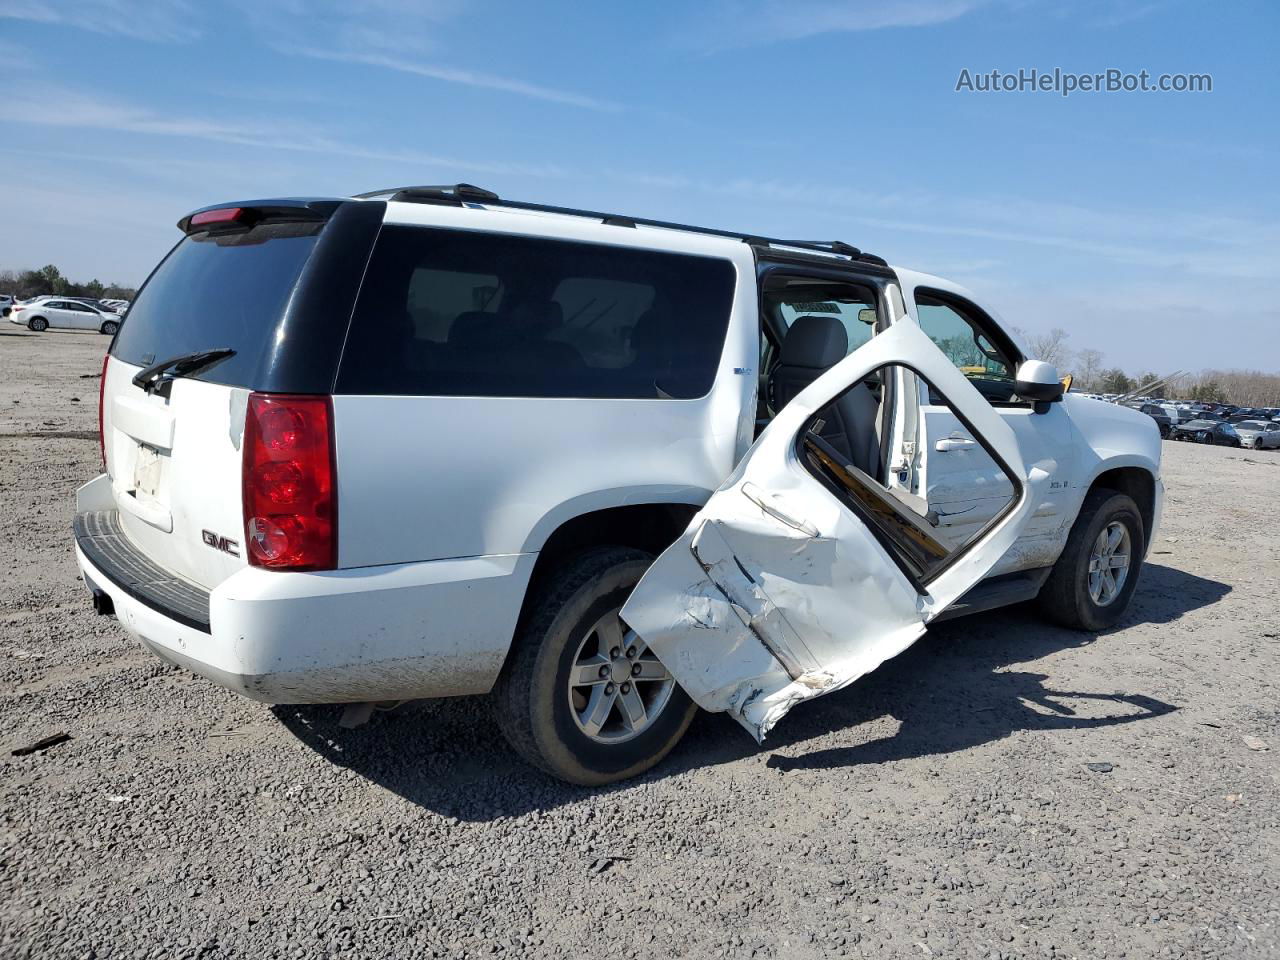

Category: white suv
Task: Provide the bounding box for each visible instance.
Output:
[73,184,1163,784]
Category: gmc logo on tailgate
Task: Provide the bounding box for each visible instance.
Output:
[201,530,240,558]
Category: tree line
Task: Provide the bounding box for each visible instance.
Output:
[1,265,137,302]
[1018,327,1280,407]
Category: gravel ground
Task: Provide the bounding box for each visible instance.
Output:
[2,328,1278,959]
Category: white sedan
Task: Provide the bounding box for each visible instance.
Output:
[10,297,123,334]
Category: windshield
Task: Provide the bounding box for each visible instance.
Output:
[112,221,322,386]
[1237,420,1266,430]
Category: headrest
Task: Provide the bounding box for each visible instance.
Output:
[449,311,496,347]
[779,315,848,369]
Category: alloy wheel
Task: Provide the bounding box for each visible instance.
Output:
[567,610,675,744]
[1087,521,1131,607]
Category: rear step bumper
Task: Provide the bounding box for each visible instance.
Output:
[74,510,211,632]
[72,497,537,705]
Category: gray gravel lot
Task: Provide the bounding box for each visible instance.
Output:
[2,328,1278,959]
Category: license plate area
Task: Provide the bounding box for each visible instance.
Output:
[132,442,166,504]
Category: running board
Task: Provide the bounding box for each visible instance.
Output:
[934,568,1051,623]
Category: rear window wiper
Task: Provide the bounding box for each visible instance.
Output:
[132,348,236,396]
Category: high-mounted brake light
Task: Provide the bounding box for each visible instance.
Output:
[242,394,336,571]
[98,353,109,470]
[189,207,243,227]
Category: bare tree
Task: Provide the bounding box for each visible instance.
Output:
[1023,327,1074,369]
[1075,348,1104,390]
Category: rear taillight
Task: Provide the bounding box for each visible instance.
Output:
[98,353,109,470]
[242,394,336,571]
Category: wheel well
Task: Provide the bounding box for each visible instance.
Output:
[1089,467,1155,540]
[528,503,698,589]
[503,503,700,664]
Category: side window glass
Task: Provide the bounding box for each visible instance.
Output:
[339,226,735,399]
[551,277,656,369]
[915,294,1017,403]
[774,291,877,356]
[407,268,502,343]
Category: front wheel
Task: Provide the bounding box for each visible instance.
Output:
[1038,489,1145,631]
[28,316,48,332]
[100,320,119,335]
[492,547,697,785]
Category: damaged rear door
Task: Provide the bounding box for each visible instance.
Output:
[621,319,1044,741]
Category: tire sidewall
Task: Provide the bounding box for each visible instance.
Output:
[524,555,696,785]
[29,317,47,332]
[1063,494,1145,630]
[101,321,118,336]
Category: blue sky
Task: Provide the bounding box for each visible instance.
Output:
[1,0,1276,372]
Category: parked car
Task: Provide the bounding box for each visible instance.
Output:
[1139,403,1173,437]
[0,293,14,318]
[1232,420,1280,449]
[1171,419,1241,445]
[72,185,1164,785]
[10,297,123,334]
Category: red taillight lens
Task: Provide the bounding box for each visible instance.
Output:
[98,353,109,470]
[190,206,242,227]
[242,394,336,571]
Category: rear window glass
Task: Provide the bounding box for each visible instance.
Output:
[336,226,736,399]
[111,222,322,385]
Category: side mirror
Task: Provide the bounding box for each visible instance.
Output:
[1016,360,1063,412]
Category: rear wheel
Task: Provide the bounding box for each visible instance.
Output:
[28,316,48,332]
[1038,489,1144,631]
[492,547,697,785]
[100,320,119,335]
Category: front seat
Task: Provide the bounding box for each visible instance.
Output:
[768,314,880,476]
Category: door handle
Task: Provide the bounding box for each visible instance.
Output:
[934,436,976,452]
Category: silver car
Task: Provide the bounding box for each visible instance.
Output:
[1233,419,1280,450]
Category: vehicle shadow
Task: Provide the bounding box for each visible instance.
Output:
[273,564,1224,821]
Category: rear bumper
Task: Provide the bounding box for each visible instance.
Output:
[73,495,534,704]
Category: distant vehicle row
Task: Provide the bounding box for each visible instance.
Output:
[1170,418,1280,448]
[4,294,127,334]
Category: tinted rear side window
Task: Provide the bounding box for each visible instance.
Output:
[337,226,736,399]
[112,221,322,385]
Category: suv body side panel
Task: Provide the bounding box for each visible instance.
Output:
[333,209,759,568]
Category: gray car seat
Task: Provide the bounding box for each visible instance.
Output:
[768,314,881,477]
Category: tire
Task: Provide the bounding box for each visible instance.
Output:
[492,547,698,785]
[1038,489,1145,631]
[100,320,119,335]
[28,316,48,332]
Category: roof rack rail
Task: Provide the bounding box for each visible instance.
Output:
[355,183,885,266]
[353,183,500,204]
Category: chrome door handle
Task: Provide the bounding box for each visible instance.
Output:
[934,436,977,452]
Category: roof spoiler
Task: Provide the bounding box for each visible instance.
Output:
[177,198,345,234]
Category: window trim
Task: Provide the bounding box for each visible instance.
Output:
[912,286,1028,409]
[794,361,1026,594]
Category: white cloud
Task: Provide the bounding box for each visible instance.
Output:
[283,46,623,112]
[0,81,571,180]
[0,0,201,42]
[677,0,990,52]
